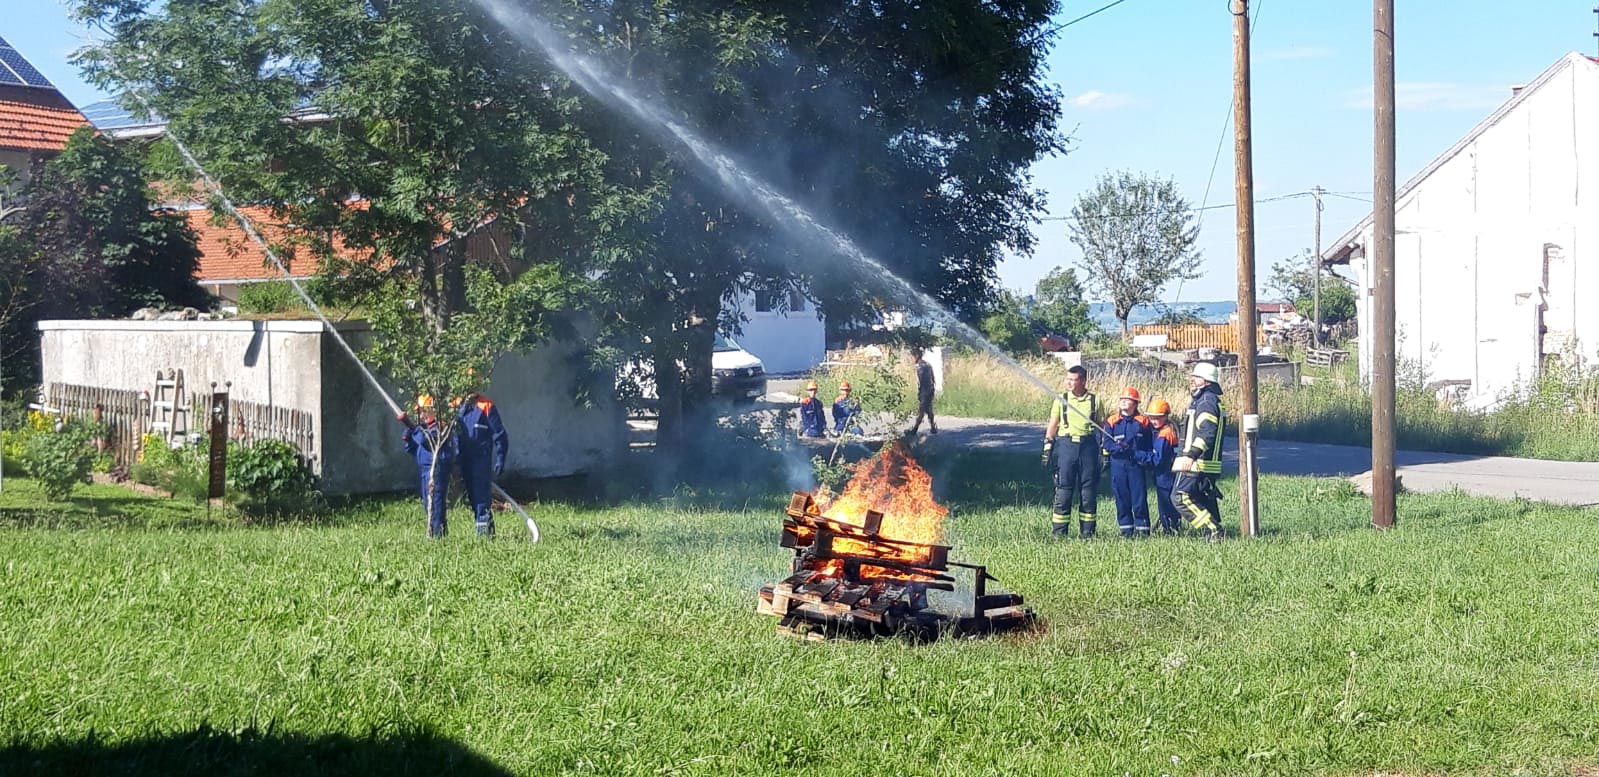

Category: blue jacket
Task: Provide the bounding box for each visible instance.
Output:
[832,396,861,433]
[799,396,826,436]
[403,421,458,469]
[458,396,509,473]
[1102,411,1151,460]
[1138,423,1179,477]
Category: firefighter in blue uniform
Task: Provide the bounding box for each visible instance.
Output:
[832,380,862,436]
[798,380,826,437]
[457,392,509,537]
[1042,364,1100,539]
[1102,386,1152,537]
[1138,399,1182,534]
[398,394,458,539]
[1173,362,1226,540]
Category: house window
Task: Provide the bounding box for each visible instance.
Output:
[755,289,778,313]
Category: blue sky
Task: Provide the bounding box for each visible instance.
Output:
[9,1,1595,302]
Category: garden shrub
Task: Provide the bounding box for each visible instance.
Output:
[228,438,317,516]
[235,281,297,315]
[20,419,96,501]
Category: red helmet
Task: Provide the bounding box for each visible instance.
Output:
[1120,387,1141,403]
[839,381,852,391]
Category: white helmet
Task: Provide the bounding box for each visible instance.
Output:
[1191,361,1220,384]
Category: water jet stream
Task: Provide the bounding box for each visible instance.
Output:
[103,77,540,541]
[469,0,1089,418]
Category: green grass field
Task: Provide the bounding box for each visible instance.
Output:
[3,452,1599,775]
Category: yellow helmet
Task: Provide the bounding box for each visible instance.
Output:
[415,394,435,410]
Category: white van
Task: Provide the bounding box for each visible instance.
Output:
[711,333,767,400]
[622,333,767,405]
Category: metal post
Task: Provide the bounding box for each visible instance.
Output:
[1372,0,1398,528]
[1232,0,1260,537]
[1312,185,1324,347]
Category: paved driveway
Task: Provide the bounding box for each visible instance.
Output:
[912,416,1599,507]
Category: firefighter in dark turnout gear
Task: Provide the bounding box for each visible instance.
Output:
[831,381,862,436]
[1103,387,1152,537]
[457,392,509,538]
[399,395,458,539]
[1043,365,1100,538]
[1172,362,1225,539]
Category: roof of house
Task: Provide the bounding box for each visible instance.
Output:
[1320,52,1599,266]
[0,36,88,153]
[181,204,346,283]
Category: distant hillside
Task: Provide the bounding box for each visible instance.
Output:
[1089,301,1236,331]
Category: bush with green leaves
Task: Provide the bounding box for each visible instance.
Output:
[235,281,298,315]
[228,439,317,516]
[20,422,96,501]
[131,433,209,501]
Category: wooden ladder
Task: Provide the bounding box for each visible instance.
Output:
[149,369,188,443]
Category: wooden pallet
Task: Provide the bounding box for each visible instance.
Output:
[758,492,1036,641]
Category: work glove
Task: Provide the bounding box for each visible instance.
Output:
[1171,456,1194,473]
[1040,440,1054,471]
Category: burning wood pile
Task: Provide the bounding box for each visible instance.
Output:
[758,442,1034,640]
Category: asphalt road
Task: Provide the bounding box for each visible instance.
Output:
[910,416,1599,507]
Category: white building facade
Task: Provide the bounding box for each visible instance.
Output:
[1324,53,1599,406]
[725,287,826,375]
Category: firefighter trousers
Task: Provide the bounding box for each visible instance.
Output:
[1152,472,1179,534]
[1108,458,1149,536]
[1051,437,1100,537]
[1172,472,1221,536]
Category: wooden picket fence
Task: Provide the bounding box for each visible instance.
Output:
[45,382,316,471]
[225,397,316,464]
[1130,324,1264,353]
[45,383,149,470]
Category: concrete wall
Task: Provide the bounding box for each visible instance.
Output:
[727,290,826,375]
[39,319,624,494]
[1346,54,1599,406]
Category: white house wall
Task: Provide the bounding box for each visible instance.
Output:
[728,292,826,375]
[1348,54,1599,404]
[38,319,623,495]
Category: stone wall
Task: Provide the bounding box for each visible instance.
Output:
[38,319,623,494]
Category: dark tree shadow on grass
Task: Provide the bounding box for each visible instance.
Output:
[0,723,512,777]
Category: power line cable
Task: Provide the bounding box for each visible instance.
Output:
[1174,0,1266,305]
[1042,190,1310,222]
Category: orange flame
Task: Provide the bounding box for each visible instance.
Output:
[813,441,947,572]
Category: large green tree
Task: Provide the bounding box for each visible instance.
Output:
[552,0,1066,448]
[0,131,210,395]
[1067,170,1203,338]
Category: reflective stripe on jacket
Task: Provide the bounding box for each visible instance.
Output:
[1182,382,1225,475]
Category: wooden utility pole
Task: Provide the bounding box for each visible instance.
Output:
[1312,185,1324,347]
[1372,0,1398,528]
[1232,0,1260,537]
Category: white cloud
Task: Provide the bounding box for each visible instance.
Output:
[1067,90,1138,111]
[1263,45,1335,61]
[1343,82,1511,112]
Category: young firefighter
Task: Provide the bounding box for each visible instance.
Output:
[831,380,863,436]
[1138,399,1182,534]
[398,394,459,539]
[798,380,827,437]
[1173,362,1226,540]
[1102,387,1152,537]
[1042,364,1100,538]
[456,391,509,538]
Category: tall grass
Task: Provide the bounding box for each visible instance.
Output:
[5,458,1599,774]
[892,348,1599,461]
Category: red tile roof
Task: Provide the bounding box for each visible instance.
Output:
[0,88,88,152]
[184,206,366,281]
